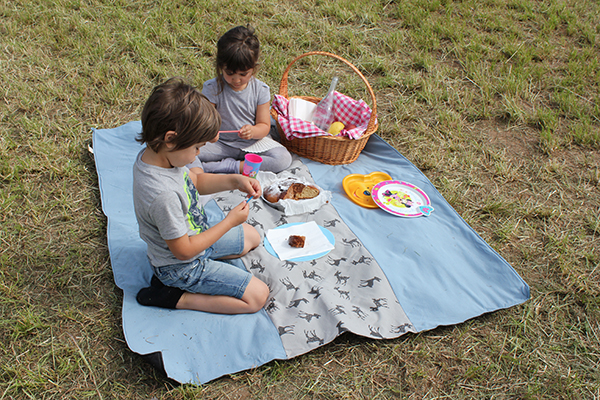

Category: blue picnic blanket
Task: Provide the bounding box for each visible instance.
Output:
[92,121,529,384]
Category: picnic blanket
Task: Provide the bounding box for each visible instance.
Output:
[92,121,530,384]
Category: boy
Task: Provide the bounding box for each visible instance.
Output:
[133,77,268,314]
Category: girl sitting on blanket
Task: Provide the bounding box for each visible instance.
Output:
[133,77,269,314]
[187,25,292,175]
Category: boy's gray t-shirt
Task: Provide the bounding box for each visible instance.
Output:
[133,150,209,267]
[202,76,271,149]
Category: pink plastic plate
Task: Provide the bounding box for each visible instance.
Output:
[371,180,434,217]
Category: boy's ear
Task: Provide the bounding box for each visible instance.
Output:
[164,131,177,148]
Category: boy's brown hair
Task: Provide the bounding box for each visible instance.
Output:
[138,77,221,152]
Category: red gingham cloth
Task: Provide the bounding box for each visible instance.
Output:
[272,92,376,140]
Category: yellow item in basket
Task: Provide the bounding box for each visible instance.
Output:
[327,121,345,135]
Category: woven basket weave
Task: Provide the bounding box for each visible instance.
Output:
[271,51,378,165]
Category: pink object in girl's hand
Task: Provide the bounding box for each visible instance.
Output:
[218,130,240,134]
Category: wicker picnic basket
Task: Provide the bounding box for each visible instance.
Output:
[271,51,378,165]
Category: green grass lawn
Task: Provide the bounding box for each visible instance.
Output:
[1,0,599,398]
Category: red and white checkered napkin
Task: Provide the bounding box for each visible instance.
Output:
[272,92,375,140]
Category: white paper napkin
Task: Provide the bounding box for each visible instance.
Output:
[288,98,317,122]
[265,221,334,260]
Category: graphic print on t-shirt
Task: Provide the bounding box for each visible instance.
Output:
[183,171,209,234]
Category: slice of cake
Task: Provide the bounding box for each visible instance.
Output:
[264,180,320,203]
[288,235,306,248]
[281,183,320,201]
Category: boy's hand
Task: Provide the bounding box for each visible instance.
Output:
[235,175,262,198]
[238,125,254,140]
[225,200,251,226]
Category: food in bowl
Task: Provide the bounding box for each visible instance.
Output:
[263,179,320,203]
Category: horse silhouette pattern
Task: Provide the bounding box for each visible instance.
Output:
[214,159,415,358]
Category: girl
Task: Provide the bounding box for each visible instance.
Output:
[134,78,269,314]
[188,25,292,175]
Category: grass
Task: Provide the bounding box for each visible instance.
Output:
[1,0,599,398]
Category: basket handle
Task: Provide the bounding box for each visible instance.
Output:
[278,51,377,133]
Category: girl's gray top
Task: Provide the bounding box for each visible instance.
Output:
[202,76,271,149]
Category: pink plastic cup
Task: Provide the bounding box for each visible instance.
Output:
[242,154,263,178]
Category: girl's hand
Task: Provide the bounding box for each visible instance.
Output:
[238,125,254,140]
[225,200,251,226]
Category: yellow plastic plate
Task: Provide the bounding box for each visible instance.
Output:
[342,172,393,208]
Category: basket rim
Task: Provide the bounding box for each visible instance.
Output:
[277,51,377,136]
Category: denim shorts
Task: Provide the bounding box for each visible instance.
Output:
[153,224,251,298]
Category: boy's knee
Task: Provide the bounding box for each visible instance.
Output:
[241,224,261,254]
[245,277,269,312]
[256,279,269,306]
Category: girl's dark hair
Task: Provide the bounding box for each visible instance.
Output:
[215,25,260,91]
[138,77,221,152]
